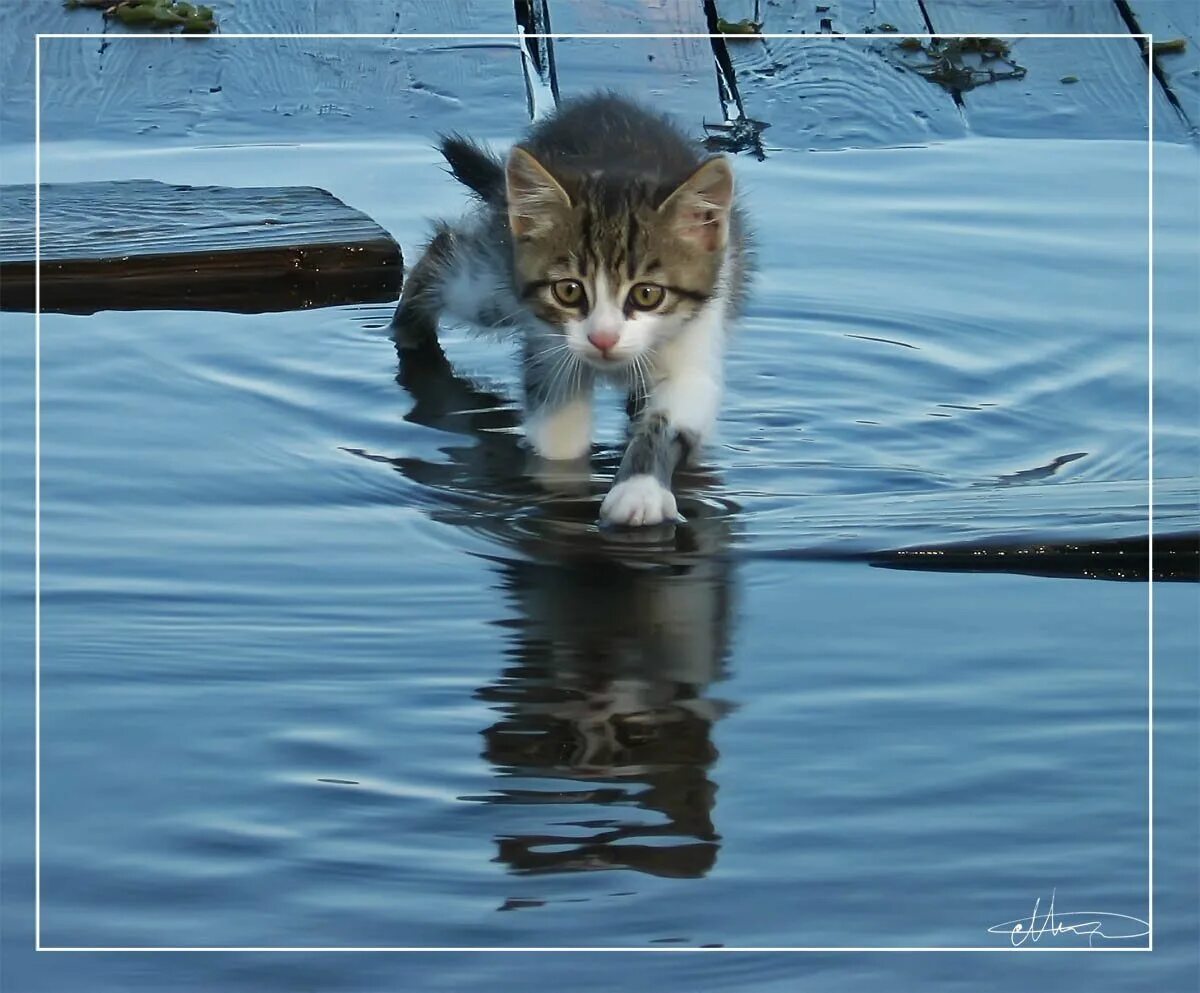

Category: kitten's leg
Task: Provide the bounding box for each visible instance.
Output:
[600,411,690,526]
[523,340,595,461]
[391,225,454,349]
[601,308,723,526]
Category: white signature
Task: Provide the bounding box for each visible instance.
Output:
[988,890,1149,947]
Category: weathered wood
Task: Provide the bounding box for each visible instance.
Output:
[1123,0,1200,134]
[547,0,723,129]
[922,0,1187,141]
[711,0,967,151]
[2,0,531,145]
[716,0,929,34]
[0,180,402,314]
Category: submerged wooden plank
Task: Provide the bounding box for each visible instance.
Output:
[5,0,530,145]
[547,0,722,129]
[871,532,1200,582]
[1124,0,1200,134]
[0,180,402,314]
[711,0,967,151]
[0,1,103,143]
[922,0,1186,141]
[715,0,929,35]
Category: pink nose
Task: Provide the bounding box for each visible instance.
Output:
[587,329,620,354]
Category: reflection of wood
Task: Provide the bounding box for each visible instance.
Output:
[923,0,1187,141]
[0,180,402,314]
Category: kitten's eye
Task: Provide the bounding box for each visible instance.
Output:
[628,283,666,311]
[551,279,585,308]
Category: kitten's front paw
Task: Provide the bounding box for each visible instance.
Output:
[600,475,679,527]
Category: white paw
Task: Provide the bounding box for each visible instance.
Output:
[600,475,678,527]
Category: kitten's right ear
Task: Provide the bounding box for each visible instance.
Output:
[658,155,735,253]
[505,147,571,239]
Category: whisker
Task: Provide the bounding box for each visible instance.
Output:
[520,340,573,372]
[546,349,577,405]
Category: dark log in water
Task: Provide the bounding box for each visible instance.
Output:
[871,532,1200,582]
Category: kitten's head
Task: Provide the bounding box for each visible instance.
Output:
[504,148,734,371]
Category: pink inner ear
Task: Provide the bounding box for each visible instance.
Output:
[680,206,722,251]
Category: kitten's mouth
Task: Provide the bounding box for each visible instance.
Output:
[580,345,633,367]
[589,353,631,369]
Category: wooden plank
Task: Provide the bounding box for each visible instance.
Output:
[3,0,531,145]
[711,0,967,151]
[0,180,401,314]
[1124,0,1200,134]
[922,0,1187,141]
[547,0,723,130]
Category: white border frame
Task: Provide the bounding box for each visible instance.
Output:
[32,27,1156,949]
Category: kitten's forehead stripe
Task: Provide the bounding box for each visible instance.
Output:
[579,207,592,276]
[625,214,639,281]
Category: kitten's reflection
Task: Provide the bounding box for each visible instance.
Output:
[479,516,734,878]
[364,329,736,879]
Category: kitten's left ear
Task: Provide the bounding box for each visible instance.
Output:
[506,146,572,239]
[658,156,735,253]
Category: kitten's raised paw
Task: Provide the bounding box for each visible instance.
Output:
[600,474,679,527]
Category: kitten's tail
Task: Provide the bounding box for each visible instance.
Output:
[439,135,505,205]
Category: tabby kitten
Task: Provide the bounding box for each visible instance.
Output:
[393,92,747,526]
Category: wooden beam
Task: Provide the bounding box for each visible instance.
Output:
[0,180,402,314]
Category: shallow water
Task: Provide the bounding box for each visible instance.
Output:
[2,130,1199,989]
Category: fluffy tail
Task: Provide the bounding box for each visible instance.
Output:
[439,134,505,205]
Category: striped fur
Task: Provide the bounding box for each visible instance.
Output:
[392,93,750,526]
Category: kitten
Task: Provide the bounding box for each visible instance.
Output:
[393,92,748,526]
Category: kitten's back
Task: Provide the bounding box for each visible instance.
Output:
[522,93,702,187]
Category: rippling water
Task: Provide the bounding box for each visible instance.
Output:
[1,133,1197,990]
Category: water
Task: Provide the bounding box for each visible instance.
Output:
[2,131,1198,992]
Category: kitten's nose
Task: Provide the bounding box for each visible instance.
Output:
[587,329,620,355]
